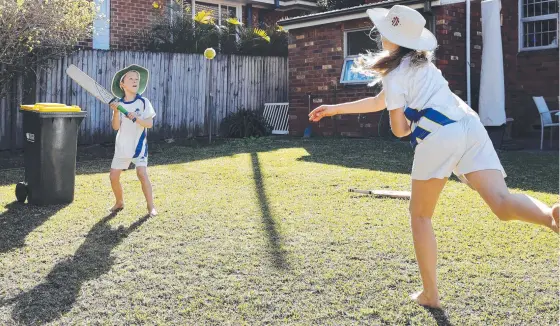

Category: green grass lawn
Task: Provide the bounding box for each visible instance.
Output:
[0,138,558,325]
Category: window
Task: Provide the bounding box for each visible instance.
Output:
[340,28,378,85]
[185,0,241,25]
[425,13,435,34]
[339,11,434,84]
[345,29,378,57]
[519,0,559,51]
[220,4,238,23]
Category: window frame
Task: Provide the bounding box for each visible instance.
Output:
[187,0,242,25]
[340,28,376,85]
[339,13,435,85]
[518,0,559,52]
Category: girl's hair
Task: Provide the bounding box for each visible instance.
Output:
[353,29,434,85]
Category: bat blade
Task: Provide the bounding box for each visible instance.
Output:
[66,64,114,104]
[66,64,136,122]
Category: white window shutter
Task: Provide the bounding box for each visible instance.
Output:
[93,0,110,50]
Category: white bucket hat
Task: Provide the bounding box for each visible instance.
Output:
[367,5,437,51]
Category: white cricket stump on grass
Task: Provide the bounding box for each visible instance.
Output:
[205,53,215,144]
[348,188,411,199]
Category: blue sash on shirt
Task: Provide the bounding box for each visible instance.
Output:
[404,107,456,149]
[120,94,148,159]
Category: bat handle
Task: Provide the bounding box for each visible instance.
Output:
[116,105,128,115]
[114,102,136,123]
[120,106,137,122]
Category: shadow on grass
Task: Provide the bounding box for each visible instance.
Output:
[297,139,413,175]
[5,212,150,325]
[425,307,453,326]
[0,139,301,187]
[1,137,557,194]
[0,202,67,254]
[297,139,559,194]
[251,152,289,270]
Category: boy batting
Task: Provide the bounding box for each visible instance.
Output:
[108,65,158,217]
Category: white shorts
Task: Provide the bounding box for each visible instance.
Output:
[411,111,507,181]
[111,156,148,170]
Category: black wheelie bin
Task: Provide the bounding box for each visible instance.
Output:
[16,103,86,205]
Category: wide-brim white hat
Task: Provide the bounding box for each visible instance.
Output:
[367,5,437,51]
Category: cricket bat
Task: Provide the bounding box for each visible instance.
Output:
[66,64,136,122]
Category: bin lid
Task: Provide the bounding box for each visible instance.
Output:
[21,103,82,112]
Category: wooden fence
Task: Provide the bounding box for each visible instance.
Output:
[0,50,288,150]
[0,74,25,150]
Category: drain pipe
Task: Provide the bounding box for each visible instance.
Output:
[466,0,472,107]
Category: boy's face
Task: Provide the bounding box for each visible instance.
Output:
[120,71,140,95]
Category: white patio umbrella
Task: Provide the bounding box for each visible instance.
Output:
[479,0,506,127]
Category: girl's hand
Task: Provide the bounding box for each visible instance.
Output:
[110,102,119,113]
[126,112,136,121]
[309,105,338,122]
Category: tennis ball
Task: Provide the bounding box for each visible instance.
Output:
[204,48,216,60]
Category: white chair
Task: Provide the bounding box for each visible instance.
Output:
[263,102,289,135]
[533,96,559,150]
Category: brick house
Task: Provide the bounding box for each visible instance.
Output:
[278,0,559,138]
[83,0,318,51]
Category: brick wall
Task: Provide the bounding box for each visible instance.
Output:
[437,0,559,136]
[77,37,94,50]
[288,19,392,137]
[110,0,158,51]
[433,2,483,111]
[501,1,559,136]
[288,1,559,137]
[285,7,476,137]
[77,0,158,51]
[81,1,312,51]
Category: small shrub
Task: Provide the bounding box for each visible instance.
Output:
[0,0,96,96]
[220,108,272,138]
[143,2,289,57]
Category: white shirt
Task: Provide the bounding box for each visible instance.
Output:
[383,56,474,135]
[113,96,156,159]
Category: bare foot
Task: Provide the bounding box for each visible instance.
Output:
[148,207,158,217]
[551,203,559,233]
[411,291,441,308]
[109,202,124,213]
